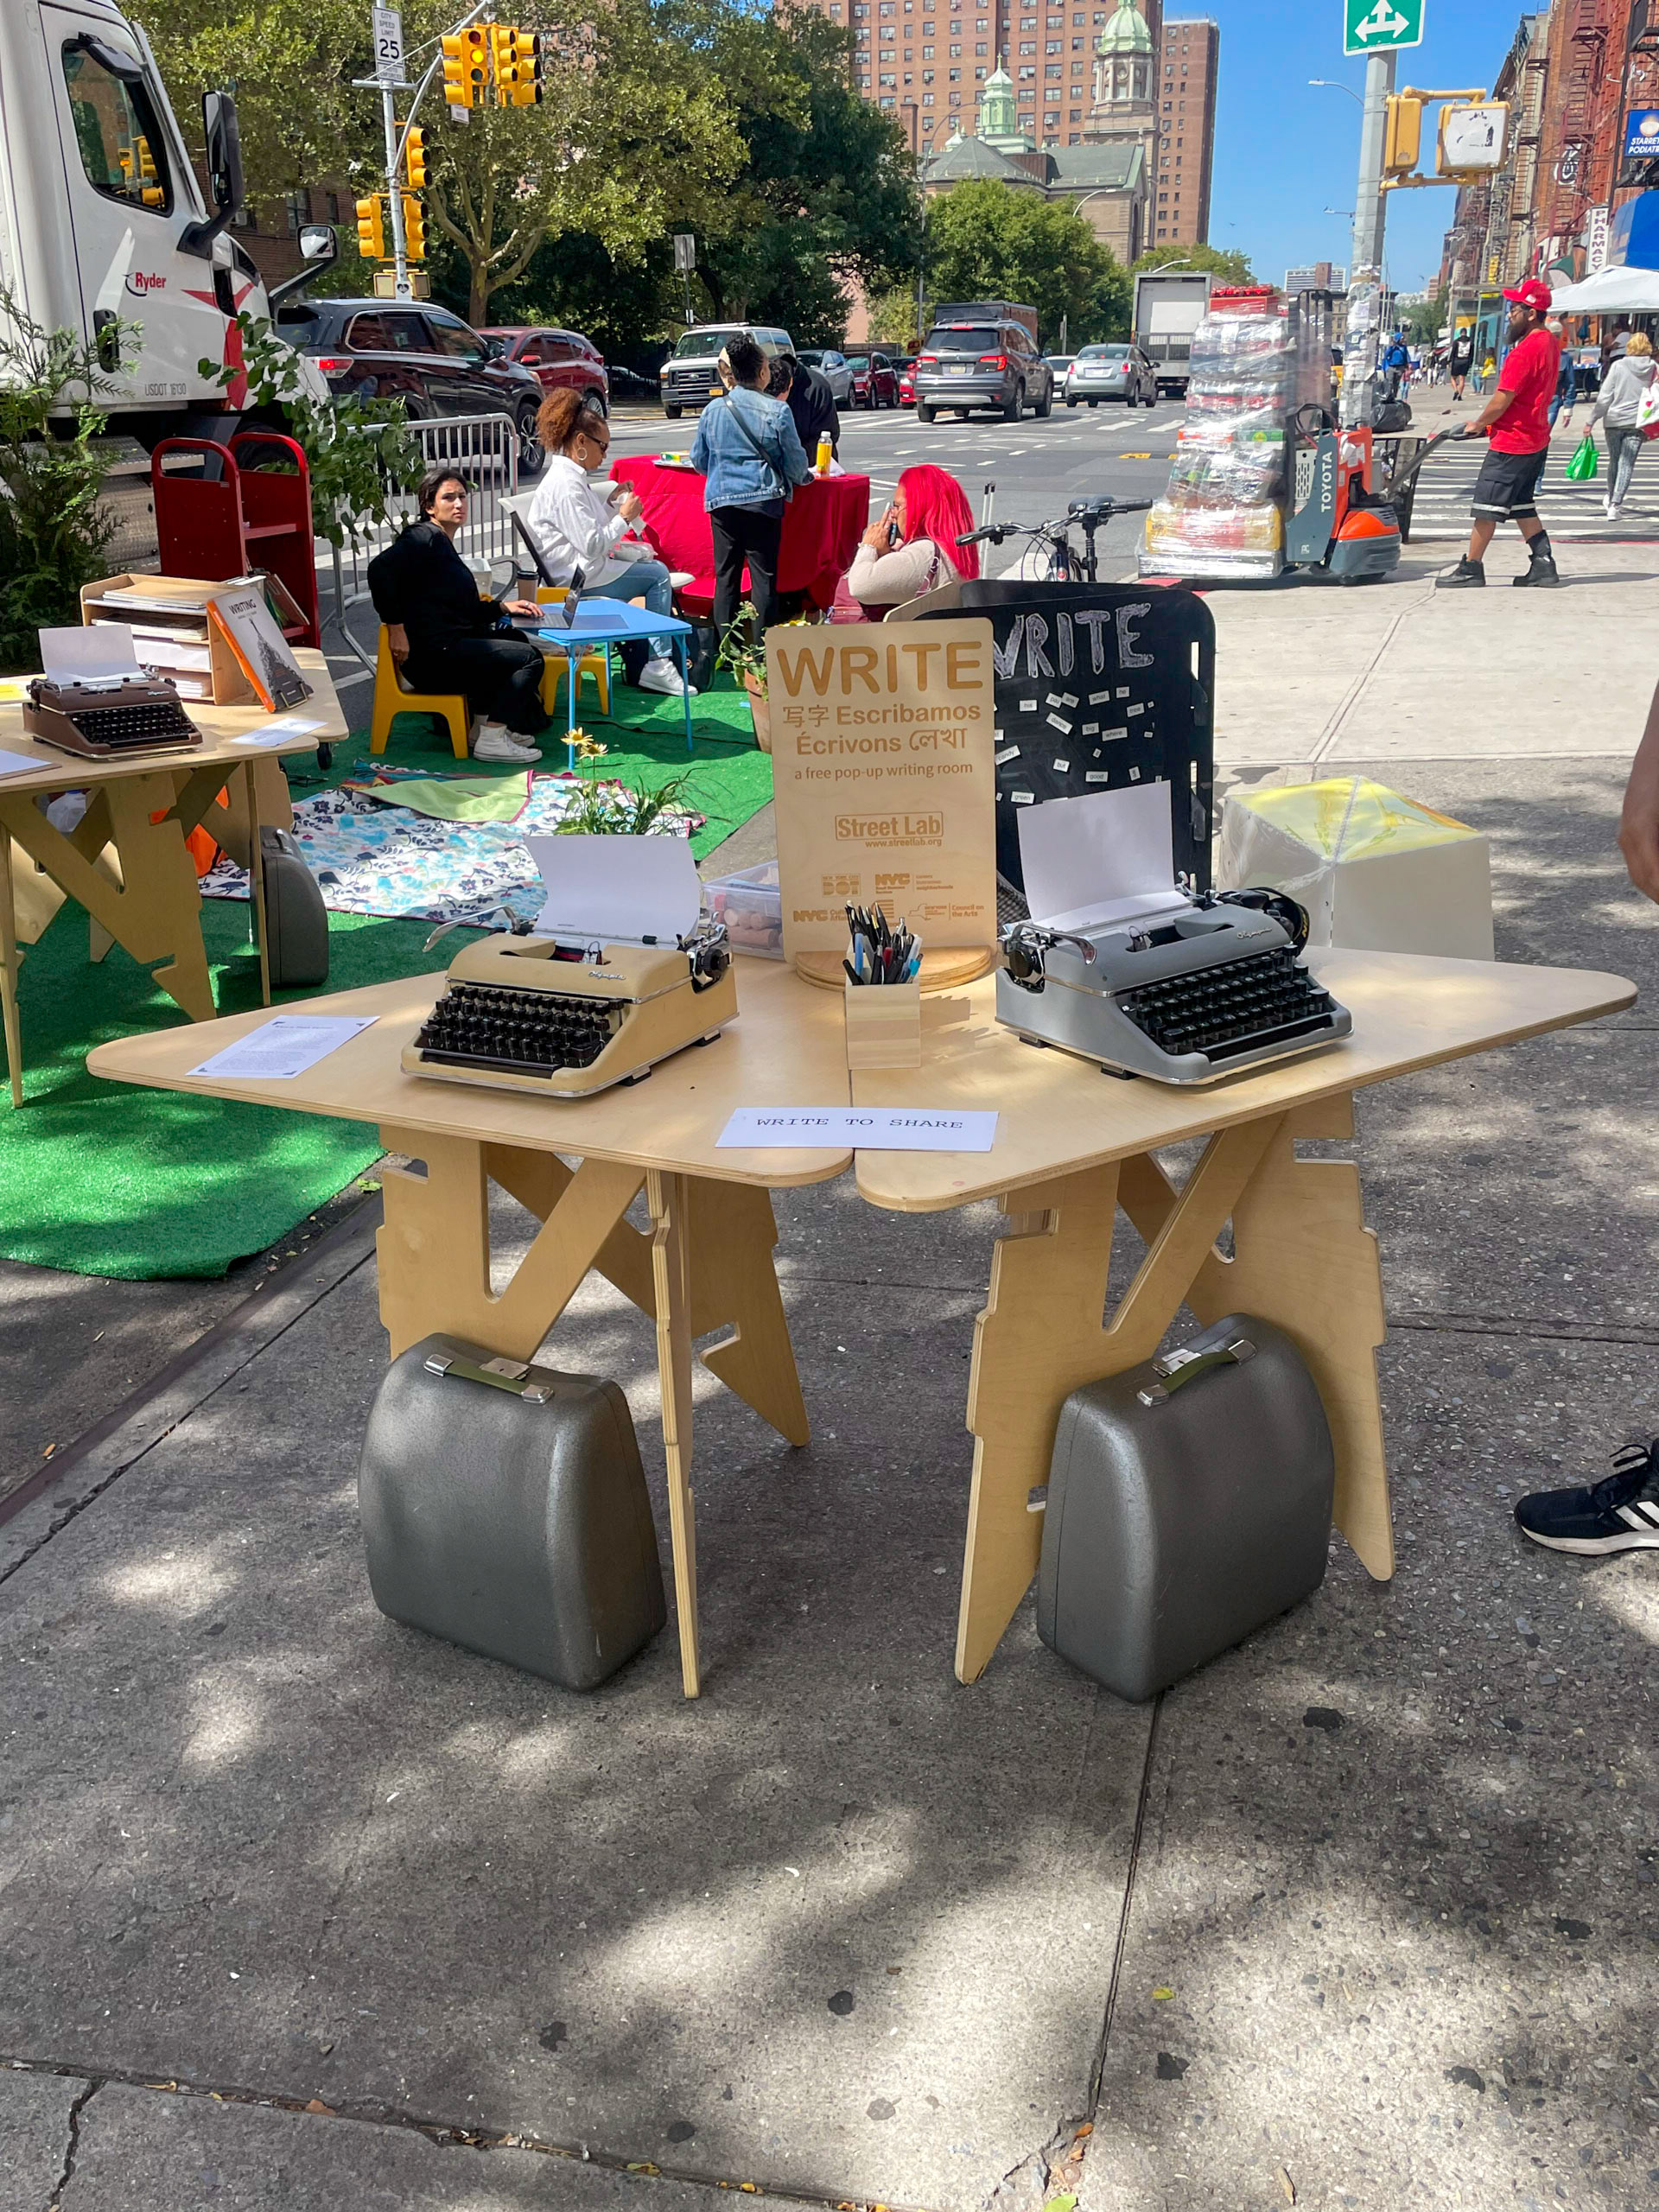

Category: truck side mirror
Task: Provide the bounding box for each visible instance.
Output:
[299,224,338,268]
[203,90,245,216]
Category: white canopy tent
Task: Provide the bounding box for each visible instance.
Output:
[1548,264,1659,313]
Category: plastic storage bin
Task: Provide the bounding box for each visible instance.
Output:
[704,861,783,958]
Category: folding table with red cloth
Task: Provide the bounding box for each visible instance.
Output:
[609,459,870,615]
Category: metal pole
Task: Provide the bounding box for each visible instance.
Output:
[383,85,410,299]
[1352,50,1395,276]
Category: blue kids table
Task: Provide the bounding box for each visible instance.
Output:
[530,602,697,766]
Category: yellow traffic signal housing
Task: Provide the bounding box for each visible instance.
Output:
[402,194,427,262]
[1383,93,1423,175]
[442,27,490,108]
[355,195,385,258]
[403,125,426,188]
[492,26,544,107]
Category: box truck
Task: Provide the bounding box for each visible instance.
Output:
[0,0,328,444]
[1132,270,1213,397]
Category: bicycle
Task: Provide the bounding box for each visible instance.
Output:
[956,493,1153,584]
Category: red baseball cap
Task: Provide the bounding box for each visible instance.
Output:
[1503,278,1553,313]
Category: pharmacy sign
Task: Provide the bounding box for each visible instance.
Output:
[1344,0,1425,56]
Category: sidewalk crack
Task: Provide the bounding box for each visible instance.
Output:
[46,2078,99,2211]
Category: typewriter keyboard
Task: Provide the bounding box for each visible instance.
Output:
[414,982,625,1076]
[1116,948,1338,1065]
[73,699,199,750]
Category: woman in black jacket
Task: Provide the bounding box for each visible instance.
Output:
[367,470,551,763]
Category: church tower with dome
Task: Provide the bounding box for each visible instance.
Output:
[1083,0,1158,160]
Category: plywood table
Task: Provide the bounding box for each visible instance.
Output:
[850,950,1637,1683]
[89,949,1633,1697]
[91,961,855,1697]
[0,651,346,1106]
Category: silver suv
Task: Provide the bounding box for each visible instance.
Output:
[914,314,1053,423]
[659,323,792,418]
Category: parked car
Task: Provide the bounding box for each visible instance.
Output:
[845,350,899,409]
[477,326,609,416]
[1065,343,1158,408]
[659,323,792,417]
[276,296,548,472]
[796,347,854,405]
[892,355,918,405]
[913,314,1053,423]
[1045,353,1076,382]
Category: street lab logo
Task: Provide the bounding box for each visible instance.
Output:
[835,811,943,842]
[124,270,167,296]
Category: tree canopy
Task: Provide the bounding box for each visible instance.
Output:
[923,182,1130,347]
[1130,242,1255,283]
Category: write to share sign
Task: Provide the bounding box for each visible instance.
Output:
[766,618,998,966]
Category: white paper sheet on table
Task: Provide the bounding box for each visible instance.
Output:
[39,623,147,685]
[0,749,44,778]
[526,833,701,945]
[231,715,329,747]
[717,1107,997,1153]
[188,1014,376,1080]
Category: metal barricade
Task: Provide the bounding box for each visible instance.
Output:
[321,412,522,675]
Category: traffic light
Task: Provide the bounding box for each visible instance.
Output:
[402,125,426,188]
[442,26,490,108]
[401,194,427,262]
[491,25,543,107]
[1383,92,1423,175]
[354,194,385,259]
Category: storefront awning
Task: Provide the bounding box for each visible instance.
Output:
[1549,264,1659,312]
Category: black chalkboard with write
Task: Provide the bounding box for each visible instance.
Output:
[915,582,1216,897]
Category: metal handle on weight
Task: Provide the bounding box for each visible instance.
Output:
[1136,1336,1255,1407]
[423,1352,551,1403]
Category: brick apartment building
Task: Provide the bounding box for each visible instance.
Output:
[1154,16,1217,245]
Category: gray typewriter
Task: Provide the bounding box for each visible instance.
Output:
[998,887,1351,1085]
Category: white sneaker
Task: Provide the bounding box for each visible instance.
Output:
[637,656,697,698]
[1609,503,1624,522]
[473,726,542,763]
[665,570,696,588]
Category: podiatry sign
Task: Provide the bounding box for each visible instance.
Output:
[1344,0,1425,57]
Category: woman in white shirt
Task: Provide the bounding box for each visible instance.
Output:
[842,463,981,614]
[524,388,692,696]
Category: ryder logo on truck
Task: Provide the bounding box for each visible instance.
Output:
[124,270,168,296]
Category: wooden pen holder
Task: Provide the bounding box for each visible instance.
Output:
[843,979,921,1070]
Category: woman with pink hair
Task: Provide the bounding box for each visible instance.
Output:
[842,463,981,614]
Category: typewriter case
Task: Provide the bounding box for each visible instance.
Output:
[1037,1313,1335,1702]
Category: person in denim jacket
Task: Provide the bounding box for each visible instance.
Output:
[689,332,811,639]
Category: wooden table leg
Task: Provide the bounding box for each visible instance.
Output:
[0,830,22,1107]
[649,1169,701,1697]
[244,762,271,1007]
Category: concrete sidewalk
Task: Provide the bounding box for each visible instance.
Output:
[3,568,1659,2212]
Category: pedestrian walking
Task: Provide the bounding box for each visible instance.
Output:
[1447,328,1474,403]
[1588,332,1656,521]
[1437,279,1562,590]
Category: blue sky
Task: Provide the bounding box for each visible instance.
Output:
[1197,0,1527,294]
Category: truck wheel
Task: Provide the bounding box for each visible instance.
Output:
[917,403,935,423]
[1003,383,1023,422]
[664,403,683,420]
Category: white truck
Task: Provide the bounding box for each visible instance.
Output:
[0,0,329,444]
[1132,270,1213,398]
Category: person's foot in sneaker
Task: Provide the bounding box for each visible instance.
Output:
[636,656,697,697]
[1436,555,1485,588]
[473,723,542,763]
[1514,1439,1659,1554]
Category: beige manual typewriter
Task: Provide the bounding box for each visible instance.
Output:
[403,923,736,1098]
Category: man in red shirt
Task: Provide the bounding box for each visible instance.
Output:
[1437,278,1562,588]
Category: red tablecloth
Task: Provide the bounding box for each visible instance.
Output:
[611,458,870,613]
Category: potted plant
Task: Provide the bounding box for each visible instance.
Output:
[716,603,771,753]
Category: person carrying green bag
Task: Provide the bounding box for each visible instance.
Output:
[1565,430,1599,484]
[1437,280,1564,589]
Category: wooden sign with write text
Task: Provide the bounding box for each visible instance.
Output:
[766,618,998,986]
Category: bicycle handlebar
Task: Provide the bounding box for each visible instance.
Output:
[956,497,1153,550]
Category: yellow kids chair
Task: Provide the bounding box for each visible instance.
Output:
[368,626,469,760]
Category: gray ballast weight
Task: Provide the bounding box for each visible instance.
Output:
[1038,1313,1335,1701]
[358,1334,666,1689]
[259,824,328,988]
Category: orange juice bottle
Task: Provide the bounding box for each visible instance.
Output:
[815,435,833,476]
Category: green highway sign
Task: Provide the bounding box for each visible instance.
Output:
[1344,0,1425,56]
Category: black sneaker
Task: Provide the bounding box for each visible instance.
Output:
[1513,551,1561,587]
[1514,1440,1659,1554]
[1436,556,1485,588]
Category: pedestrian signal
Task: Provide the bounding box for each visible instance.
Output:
[402,195,427,262]
[355,195,385,259]
[1383,93,1422,175]
[442,26,489,108]
[491,26,543,107]
[403,125,426,188]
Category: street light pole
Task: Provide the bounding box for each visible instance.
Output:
[1351,50,1395,276]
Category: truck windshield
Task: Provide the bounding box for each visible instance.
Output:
[930,327,1000,353]
[61,44,172,215]
[673,329,745,359]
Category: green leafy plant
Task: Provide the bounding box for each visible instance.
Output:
[0,292,130,671]
[199,312,423,546]
[556,757,702,836]
[715,601,769,694]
